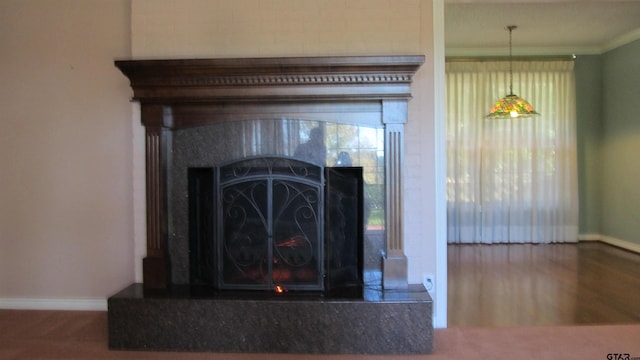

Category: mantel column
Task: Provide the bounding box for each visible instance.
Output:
[382,100,408,289]
[141,104,172,289]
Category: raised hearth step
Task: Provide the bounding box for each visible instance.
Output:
[108,283,433,354]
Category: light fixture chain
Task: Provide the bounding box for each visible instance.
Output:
[485,24,539,118]
[507,25,516,96]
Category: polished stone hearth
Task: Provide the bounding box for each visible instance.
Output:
[108,283,432,354]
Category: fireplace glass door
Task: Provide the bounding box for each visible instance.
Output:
[217,157,323,291]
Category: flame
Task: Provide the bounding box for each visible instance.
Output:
[276,235,306,247]
[274,285,286,294]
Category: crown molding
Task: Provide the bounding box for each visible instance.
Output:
[447,27,640,57]
[601,27,640,53]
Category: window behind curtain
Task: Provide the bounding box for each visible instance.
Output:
[446,60,579,244]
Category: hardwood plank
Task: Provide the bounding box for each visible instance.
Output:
[448,242,640,327]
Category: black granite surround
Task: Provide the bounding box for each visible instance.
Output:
[109,56,433,354]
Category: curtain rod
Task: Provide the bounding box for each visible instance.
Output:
[446,55,575,62]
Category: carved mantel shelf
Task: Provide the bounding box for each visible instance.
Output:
[115,55,425,289]
[115,55,424,103]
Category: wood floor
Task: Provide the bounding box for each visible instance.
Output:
[448,241,640,327]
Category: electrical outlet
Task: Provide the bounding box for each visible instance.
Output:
[423,274,435,294]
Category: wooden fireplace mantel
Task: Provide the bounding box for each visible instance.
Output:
[115,55,425,289]
[115,55,424,104]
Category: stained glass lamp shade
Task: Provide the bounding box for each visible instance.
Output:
[486,94,539,119]
[486,25,540,119]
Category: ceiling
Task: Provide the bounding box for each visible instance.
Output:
[445,0,640,56]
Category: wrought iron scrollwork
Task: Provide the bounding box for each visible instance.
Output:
[218,157,323,290]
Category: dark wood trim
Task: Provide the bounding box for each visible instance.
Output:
[115,55,425,103]
[141,105,172,288]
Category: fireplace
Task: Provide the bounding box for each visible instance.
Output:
[108,56,433,354]
[189,156,364,294]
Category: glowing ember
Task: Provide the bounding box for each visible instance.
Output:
[274,285,286,294]
[276,235,306,247]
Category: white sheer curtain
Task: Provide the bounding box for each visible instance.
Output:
[446,60,579,244]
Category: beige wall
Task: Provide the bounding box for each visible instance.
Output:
[0,0,133,300]
[131,0,423,58]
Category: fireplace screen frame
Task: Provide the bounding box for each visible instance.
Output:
[188,156,366,295]
[216,157,325,291]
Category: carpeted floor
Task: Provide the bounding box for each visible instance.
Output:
[1,310,640,359]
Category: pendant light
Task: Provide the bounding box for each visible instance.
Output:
[486,25,540,119]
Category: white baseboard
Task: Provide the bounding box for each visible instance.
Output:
[0,298,107,311]
[578,233,602,242]
[579,233,640,254]
[600,235,640,254]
